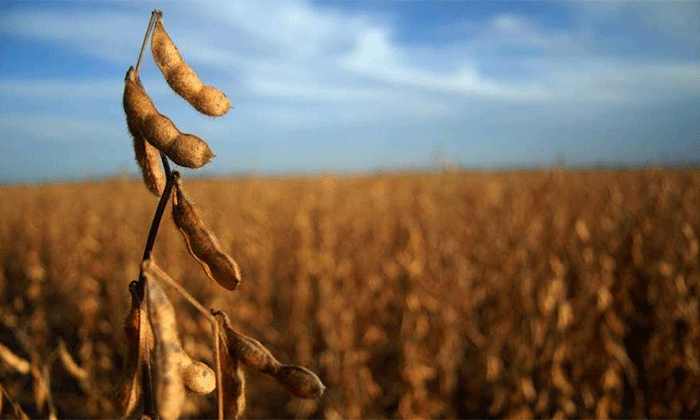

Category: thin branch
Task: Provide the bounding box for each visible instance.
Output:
[215,327,223,420]
[144,260,214,319]
[134,10,158,76]
[140,156,174,264]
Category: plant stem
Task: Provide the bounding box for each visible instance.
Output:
[134,10,158,76]
[140,153,174,264]
[137,152,172,300]
[136,152,172,418]
[215,328,224,420]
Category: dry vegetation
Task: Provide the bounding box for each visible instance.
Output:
[0,168,699,419]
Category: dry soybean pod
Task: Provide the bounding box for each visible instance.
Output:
[214,311,279,374]
[142,260,217,397]
[143,269,186,420]
[151,13,231,117]
[124,67,166,195]
[172,175,241,290]
[123,66,215,169]
[133,135,165,196]
[275,365,326,399]
[214,311,325,399]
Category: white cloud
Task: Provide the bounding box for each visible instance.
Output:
[539,60,700,103]
[190,1,368,60]
[247,78,382,102]
[339,27,553,100]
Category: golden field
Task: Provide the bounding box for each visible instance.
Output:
[0,169,699,419]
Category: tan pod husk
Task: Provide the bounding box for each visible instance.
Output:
[123,67,214,169]
[151,15,231,117]
[172,176,241,290]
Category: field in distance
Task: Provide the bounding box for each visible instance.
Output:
[0,169,698,419]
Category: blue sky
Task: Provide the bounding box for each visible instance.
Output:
[1,1,699,183]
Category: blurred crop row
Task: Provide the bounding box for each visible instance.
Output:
[0,168,698,418]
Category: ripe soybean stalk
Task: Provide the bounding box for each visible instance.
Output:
[129,12,225,418]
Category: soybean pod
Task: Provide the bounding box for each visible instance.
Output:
[151,13,231,117]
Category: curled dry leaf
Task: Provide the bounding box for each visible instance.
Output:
[214,311,325,400]
[172,175,241,290]
[151,14,231,117]
[123,66,214,169]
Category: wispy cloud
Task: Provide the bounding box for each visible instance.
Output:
[0,79,120,101]
[339,27,554,101]
[3,8,146,64]
[0,112,123,143]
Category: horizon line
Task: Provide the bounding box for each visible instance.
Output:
[2,161,699,187]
